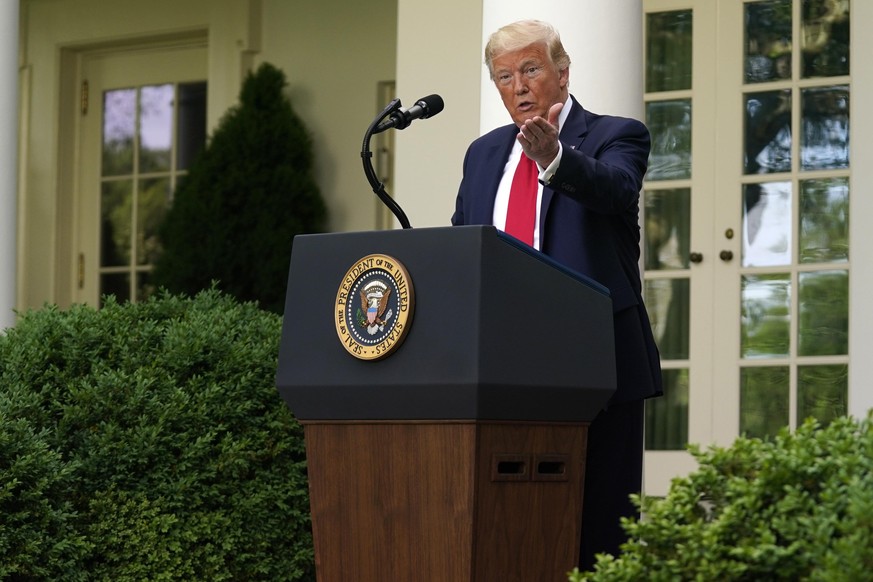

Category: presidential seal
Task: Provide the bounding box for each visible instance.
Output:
[334,254,415,360]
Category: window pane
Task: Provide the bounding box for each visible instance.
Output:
[741,366,789,438]
[138,178,171,265]
[645,188,691,270]
[136,271,156,303]
[100,273,130,306]
[745,0,793,83]
[101,179,132,267]
[745,90,792,174]
[646,10,693,92]
[139,84,174,174]
[742,274,791,359]
[102,88,136,177]
[798,270,848,356]
[801,0,850,78]
[801,86,849,171]
[799,177,849,263]
[645,368,689,451]
[798,364,848,426]
[743,181,792,267]
[646,278,690,360]
[177,81,207,170]
[646,100,692,181]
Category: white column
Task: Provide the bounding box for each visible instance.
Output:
[0,0,19,331]
[480,1,644,133]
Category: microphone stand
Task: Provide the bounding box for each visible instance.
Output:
[361,98,412,229]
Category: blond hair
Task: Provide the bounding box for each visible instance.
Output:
[484,20,571,80]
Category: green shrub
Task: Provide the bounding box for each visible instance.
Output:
[570,415,873,581]
[0,412,88,579]
[154,62,327,314]
[0,289,313,580]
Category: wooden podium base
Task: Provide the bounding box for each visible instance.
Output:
[303,421,588,582]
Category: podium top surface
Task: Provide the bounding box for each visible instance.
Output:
[492,229,609,296]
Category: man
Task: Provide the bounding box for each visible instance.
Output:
[451,20,663,570]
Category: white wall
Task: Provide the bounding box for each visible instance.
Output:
[392,0,484,229]
[18,0,397,309]
[260,0,397,233]
[19,0,255,309]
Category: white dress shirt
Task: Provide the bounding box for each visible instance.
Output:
[492,96,572,251]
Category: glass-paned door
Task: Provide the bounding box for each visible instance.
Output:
[76,44,207,306]
[716,0,851,440]
[643,8,694,453]
[642,1,720,493]
[641,0,852,496]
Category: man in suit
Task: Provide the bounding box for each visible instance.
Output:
[451,20,663,570]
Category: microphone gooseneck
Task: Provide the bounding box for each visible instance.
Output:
[361,94,445,230]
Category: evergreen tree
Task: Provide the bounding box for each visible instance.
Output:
[154,63,327,313]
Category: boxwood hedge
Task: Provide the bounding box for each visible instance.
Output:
[0,289,312,580]
[571,414,873,581]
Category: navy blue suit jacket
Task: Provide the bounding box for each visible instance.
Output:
[452,96,662,404]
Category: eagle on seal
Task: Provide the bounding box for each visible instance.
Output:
[359,280,392,334]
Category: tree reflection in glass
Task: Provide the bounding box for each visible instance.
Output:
[101,179,132,268]
[801,0,850,79]
[742,274,791,359]
[138,177,171,266]
[745,0,792,83]
[647,100,692,181]
[798,270,848,356]
[646,279,690,362]
[799,177,848,263]
[798,365,848,426]
[741,366,789,438]
[801,85,849,170]
[646,10,692,92]
[645,188,691,270]
[645,368,689,450]
[745,91,792,174]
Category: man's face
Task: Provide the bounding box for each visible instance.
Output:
[491,42,569,128]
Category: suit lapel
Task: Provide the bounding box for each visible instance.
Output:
[473,126,516,224]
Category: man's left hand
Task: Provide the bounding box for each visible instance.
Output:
[517,102,563,167]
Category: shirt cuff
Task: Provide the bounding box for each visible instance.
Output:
[538,142,563,185]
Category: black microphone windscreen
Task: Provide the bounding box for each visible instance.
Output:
[418,94,444,118]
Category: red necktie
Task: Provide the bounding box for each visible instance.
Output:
[504,153,538,246]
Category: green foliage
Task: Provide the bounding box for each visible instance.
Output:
[0,289,313,580]
[0,413,89,580]
[570,415,873,581]
[154,63,327,314]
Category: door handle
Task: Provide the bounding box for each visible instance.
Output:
[689,252,703,264]
[719,250,734,262]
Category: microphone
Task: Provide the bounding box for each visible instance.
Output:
[375,94,444,133]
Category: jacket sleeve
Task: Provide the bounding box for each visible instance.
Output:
[451,145,473,226]
[546,116,650,215]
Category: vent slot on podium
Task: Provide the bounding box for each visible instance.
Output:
[533,454,569,482]
[491,454,529,481]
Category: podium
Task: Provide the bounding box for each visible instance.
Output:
[276,225,616,581]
